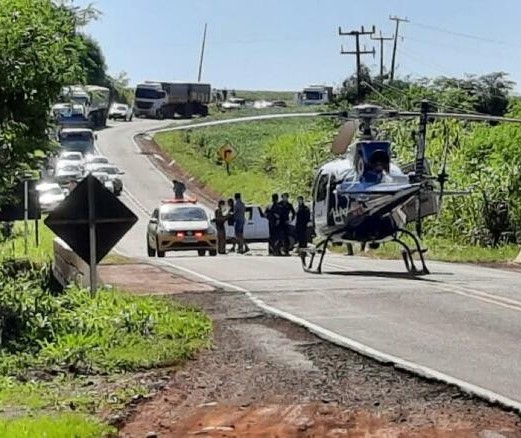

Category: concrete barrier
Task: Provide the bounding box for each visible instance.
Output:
[52,237,99,288]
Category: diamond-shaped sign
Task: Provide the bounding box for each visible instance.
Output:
[44,174,137,264]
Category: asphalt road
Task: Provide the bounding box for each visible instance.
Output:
[98,118,521,411]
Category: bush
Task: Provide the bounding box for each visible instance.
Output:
[0,264,212,375]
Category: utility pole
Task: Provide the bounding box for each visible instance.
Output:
[197,22,207,82]
[389,16,409,81]
[339,25,376,103]
[371,31,394,79]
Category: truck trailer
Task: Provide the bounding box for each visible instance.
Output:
[133,81,211,119]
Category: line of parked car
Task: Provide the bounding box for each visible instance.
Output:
[36,127,125,213]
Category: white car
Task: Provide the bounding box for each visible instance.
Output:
[221,98,246,110]
[109,103,133,121]
[89,170,115,192]
[224,205,269,242]
[55,163,83,186]
[36,182,65,212]
[84,154,109,165]
[253,100,274,109]
[224,204,314,246]
[58,151,84,167]
[147,200,217,257]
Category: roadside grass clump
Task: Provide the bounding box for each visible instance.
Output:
[0,414,114,438]
[341,236,519,264]
[0,220,54,264]
[0,267,212,375]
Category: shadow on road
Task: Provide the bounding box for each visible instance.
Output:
[325,270,448,282]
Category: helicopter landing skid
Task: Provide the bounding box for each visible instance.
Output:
[394,228,430,275]
[299,236,331,274]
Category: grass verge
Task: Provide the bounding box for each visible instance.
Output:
[0,414,112,438]
[338,237,519,264]
[0,219,132,266]
[155,117,326,203]
[0,261,212,434]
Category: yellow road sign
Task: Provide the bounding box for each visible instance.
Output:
[217,143,237,164]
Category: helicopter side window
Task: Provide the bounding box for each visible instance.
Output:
[316,174,329,202]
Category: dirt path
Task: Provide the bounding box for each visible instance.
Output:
[106,264,521,437]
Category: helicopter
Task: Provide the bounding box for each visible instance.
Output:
[300,100,521,276]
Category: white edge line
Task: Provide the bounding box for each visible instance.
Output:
[159,259,521,415]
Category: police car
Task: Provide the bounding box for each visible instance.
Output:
[146,198,217,257]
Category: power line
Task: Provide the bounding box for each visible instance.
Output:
[389,16,409,81]
[409,21,521,49]
[371,31,394,79]
[339,25,376,103]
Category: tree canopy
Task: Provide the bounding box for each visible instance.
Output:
[0,0,84,194]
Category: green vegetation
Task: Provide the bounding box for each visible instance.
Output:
[156,117,331,203]
[234,90,297,103]
[358,238,519,264]
[0,220,54,264]
[0,264,211,375]
[0,414,113,438]
[0,261,211,433]
[0,0,84,195]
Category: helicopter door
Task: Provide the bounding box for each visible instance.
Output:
[313,172,329,230]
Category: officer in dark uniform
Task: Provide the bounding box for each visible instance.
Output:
[265,193,281,255]
[295,196,311,249]
[279,193,296,255]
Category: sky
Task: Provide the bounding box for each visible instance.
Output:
[76,0,521,91]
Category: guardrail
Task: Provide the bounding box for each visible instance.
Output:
[52,237,99,288]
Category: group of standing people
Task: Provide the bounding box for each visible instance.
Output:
[265,193,310,256]
[214,193,250,255]
[174,179,311,256]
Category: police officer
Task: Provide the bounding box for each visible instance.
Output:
[265,193,281,255]
[214,200,227,254]
[172,180,186,199]
[295,196,310,249]
[279,193,295,255]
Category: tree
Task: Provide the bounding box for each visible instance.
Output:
[79,34,109,86]
[109,71,134,105]
[53,0,102,27]
[0,0,83,196]
[335,64,375,106]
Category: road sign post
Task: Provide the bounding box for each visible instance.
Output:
[88,175,97,296]
[24,179,28,255]
[45,174,138,297]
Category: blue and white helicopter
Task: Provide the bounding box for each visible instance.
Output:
[302,101,521,275]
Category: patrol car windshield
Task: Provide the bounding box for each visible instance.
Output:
[161,207,207,222]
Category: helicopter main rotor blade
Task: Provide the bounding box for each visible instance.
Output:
[398,111,521,124]
[332,120,359,154]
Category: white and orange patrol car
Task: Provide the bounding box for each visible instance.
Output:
[146,197,217,257]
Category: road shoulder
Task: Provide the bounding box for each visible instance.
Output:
[106,263,521,437]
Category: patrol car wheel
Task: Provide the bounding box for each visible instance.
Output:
[209,249,217,257]
[147,240,155,257]
[156,238,165,258]
[197,249,206,257]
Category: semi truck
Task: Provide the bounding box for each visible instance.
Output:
[297,85,334,105]
[133,81,211,119]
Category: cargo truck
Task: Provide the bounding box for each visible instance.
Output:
[133,81,211,119]
[59,85,112,129]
